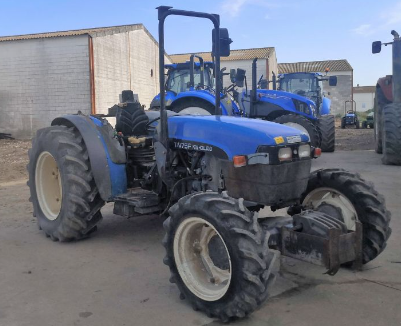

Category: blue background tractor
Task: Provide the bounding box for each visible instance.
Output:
[151,57,337,152]
[341,100,360,129]
[27,6,391,322]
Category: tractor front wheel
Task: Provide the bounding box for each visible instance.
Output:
[163,192,276,322]
[273,114,321,148]
[319,115,335,152]
[301,168,391,264]
[27,125,104,241]
[382,103,401,165]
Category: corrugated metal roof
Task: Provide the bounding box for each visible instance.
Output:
[278,60,353,73]
[353,86,375,93]
[0,24,144,42]
[170,47,274,63]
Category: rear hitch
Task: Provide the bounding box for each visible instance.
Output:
[279,211,363,275]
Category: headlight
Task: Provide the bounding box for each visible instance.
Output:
[278,147,292,162]
[309,104,316,116]
[298,144,311,158]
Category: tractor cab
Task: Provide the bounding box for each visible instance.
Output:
[278,72,337,116]
[165,61,214,94]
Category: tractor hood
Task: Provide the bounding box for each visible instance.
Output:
[167,115,309,160]
[257,89,316,106]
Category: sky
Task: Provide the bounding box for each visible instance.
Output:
[1,0,400,86]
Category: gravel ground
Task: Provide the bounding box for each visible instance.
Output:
[335,127,375,151]
[0,139,30,184]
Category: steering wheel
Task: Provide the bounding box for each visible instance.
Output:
[258,75,264,85]
[294,89,306,95]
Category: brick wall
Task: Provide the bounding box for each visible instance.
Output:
[220,59,267,91]
[0,35,91,138]
[92,28,171,115]
[323,72,352,116]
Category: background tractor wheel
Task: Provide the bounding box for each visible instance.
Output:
[273,114,321,148]
[319,115,335,152]
[27,125,104,241]
[341,118,346,129]
[115,105,149,136]
[382,103,401,165]
[172,98,215,115]
[362,121,367,129]
[163,192,276,322]
[301,168,391,264]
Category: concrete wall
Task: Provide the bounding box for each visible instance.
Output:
[92,28,171,115]
[220,59,267,90]
[354,92,375,112]
[0,35,91,138]
[322,71,352,116]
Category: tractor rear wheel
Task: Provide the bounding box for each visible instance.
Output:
[301,168,391,264]
[115,105,149,136]
[273,114,321,148]
[374,88,390,154]
[382,103,401,165]
[163,192,276,322]
[27,125,104,241]
[319,115,335,152]
[172,98,215,115]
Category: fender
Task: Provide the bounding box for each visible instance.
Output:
[51,114,127,201]
[377,76,393,102]
[321,97,331,115]
[172,90,229,115]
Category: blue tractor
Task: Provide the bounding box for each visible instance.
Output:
[341,100,360,129]
[151,57,337,152]
[27,7,390,322]
[277,71,337,151]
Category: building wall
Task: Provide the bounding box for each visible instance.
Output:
[322,71,352,116]
[0,35,91,138]
[267,50,278,86]
[220,59,267,90]
[354,92,375,112]
[92,28,171,115]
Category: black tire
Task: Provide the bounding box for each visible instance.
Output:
[301,169,391,264]
[163,192,276,322]
[341,118,346,129]
[382,103,401,165]
[27,125,104,241]
[374,87,390,154]
[355,120,360,129]
[273,114,321,148]
[362,121,367,129]
[172,98,215,115]
[115,105,149,136]
[319,115,335,152]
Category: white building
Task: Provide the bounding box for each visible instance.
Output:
[0,25,171,138]
[353,86,376,112]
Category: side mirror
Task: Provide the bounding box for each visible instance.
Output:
[329,76,337,86]
[259,79,268,89]
[235,68,246,87]
[372,41,382,54]
[230,69,236,83]
[212,28,232,57]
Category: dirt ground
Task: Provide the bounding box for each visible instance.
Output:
[0,150,400,326]
[0,139,30,184]
[0,128,374,184]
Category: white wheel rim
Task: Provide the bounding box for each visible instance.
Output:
[283,122,310,139]
[302,187,358,231]
[35,151,62,221]
[179,107,212,116]
[173,217,232,301]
